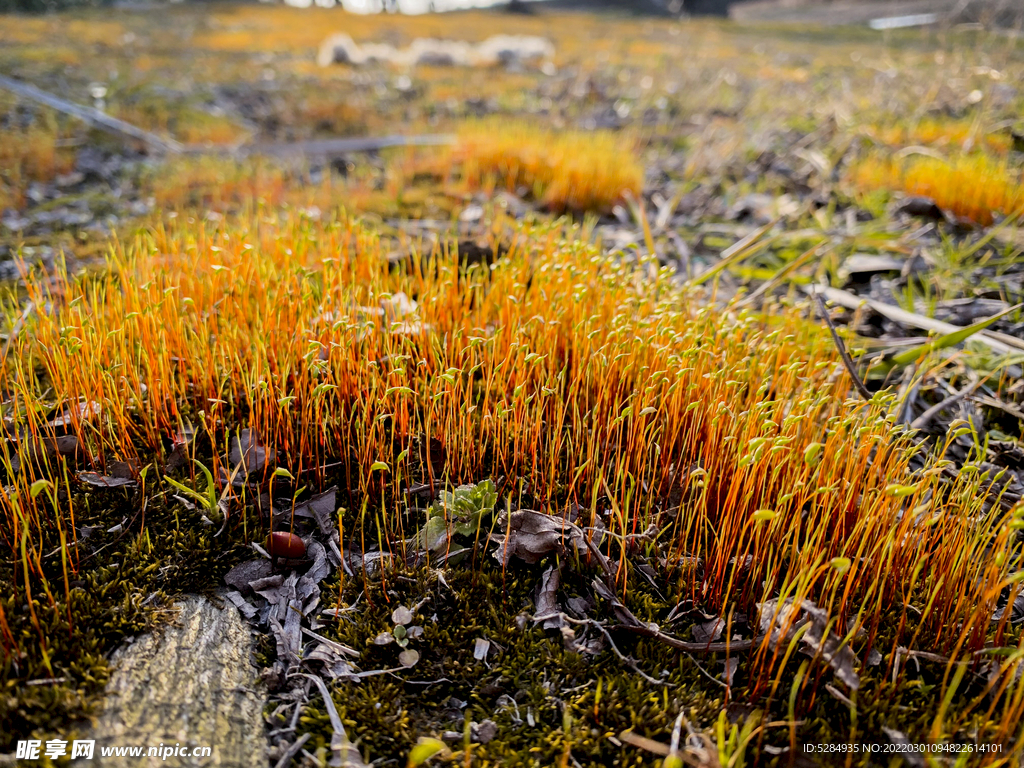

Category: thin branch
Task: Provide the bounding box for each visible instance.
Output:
[0,74,182,153]
[273,733,311,768]
[910,377,984,430]
[532,612,668,686]
[812,292,873,400]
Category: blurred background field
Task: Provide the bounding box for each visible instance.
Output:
[1,1,1022,264]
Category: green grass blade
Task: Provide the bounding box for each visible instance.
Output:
[890,304,1023,367]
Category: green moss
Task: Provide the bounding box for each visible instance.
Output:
[260,547,1020,767]
[0,476,257,750]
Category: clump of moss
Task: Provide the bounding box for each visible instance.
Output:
[410,121,644,214]
[848,151,1024,225]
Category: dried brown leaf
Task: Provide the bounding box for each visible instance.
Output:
[757,598,860,690]
[491,509,588,566]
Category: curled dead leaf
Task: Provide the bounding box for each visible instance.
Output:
[490,509,590,565]
[757,598,860,690]
[228,428,275,476]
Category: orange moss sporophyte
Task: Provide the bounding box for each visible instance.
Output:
[1,210,1023,747]
[868,119,1013,156]
[0,108,76,210]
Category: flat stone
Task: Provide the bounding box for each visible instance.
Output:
[91,595,265,767]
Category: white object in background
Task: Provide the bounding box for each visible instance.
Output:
[869,13,939,30]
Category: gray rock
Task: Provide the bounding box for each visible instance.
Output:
[91,595,265,767]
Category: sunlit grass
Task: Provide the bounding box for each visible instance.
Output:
[143,156,290,210]
[112,104,248,147]
[868,118,1013,155]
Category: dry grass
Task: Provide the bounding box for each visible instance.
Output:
[868,118,1013,155]
[0,104,76,210]
[849,151,1024,225]
[112,104,248,147]
[144,156,291,210]
[2,210,1023,747]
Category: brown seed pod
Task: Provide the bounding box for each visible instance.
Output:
[266,531,306,559]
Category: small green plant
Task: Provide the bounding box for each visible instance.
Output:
[164,459,225,524]
[412,480,497,554]
[715,709,761,768]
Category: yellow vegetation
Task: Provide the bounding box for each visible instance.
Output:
[416,122,643,213]
[144,156,289,210]
[0,116,76,210]
[112,105,248,147]
[849,152,1024,225]
[869,118,1012,155]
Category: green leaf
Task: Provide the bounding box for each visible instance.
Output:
[193,459,219,511]
[415,515,449,553]
[407,737,446,766]
[369,461,389,472]
[163,476,213,511]
[890,304,1022,366]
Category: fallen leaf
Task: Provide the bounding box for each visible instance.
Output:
[77,471,137,489]
[757,598,860,690]
[287,487,338,537]
[992,590,1024,624]
[305,540,331,585]
[535,564,563,629]
[692,617,725,644]
[228,428,275,475]
[723,657,739,686]
[224,559,273,595]
[491,509,590,566]
[47,400,102,429]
